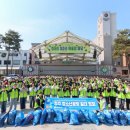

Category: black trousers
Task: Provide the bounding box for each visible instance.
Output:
[1,101,7,113]
[110,97,116,109]
[29,96,35,108]
[118,99,125,110]
[20,97,26,109]
[105,97,110,105]
[126,99,130,110]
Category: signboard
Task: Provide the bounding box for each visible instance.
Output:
[44,42,90,54]
[45,98,99,111]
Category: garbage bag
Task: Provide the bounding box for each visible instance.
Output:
[15,111,24,126]
[46,109,55,123]
[40,109,47,125]
[0,113,9,127]
[97,111,106,124]
[77,110,86,123]
[69,112,79,125]
[125,111,130,125]
[89,111,99,125]
[62,109,70,123]
[7,110,17,125]
[111,110,120,125]
[119,111,127,126]
[33,109,42,126]
[21,111,34,126]
[82,110,91,123]
[54,110,63,123]
[104,110,113,125]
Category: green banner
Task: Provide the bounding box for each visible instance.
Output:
[45,42,90,54]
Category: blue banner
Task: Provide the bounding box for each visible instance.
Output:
[45,98,99,111]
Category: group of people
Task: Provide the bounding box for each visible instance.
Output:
[0,76,130,113]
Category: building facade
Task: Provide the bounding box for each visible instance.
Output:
[95,11,117,65]
[0,50,30,75]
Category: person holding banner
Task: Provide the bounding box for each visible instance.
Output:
[87,84,93,98]
[99,94,107,111]
[34,93,44,110]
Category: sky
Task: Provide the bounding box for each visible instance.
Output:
[0,0,130,50]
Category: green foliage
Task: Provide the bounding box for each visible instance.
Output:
[113,29,130,58]
[2,29,23,51]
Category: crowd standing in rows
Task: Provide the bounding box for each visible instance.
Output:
[0,76,130,114]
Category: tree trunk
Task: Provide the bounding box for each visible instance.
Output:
[6,50,9,76]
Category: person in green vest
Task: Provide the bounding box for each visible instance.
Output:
[99,94,107,111]
[71,85,79,98]
[37,83,44,96]
[51,82,58,97]
[34,93,44,110]
[0,87,8,113]
[93,85,100,100]
[63,85,70,98]
[57,88,64,98]
[29,83,37,108]
[109,82,117,109]
[44,83,51,97]
[126,84,130,110]
[102,83,110,106]
[117,84,126,110]
[87,84,93,98]
[9,84,20,111]
[19,84,28,109]
[79,84,87,98]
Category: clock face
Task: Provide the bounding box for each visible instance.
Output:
[103,13,109,21]
[28,66,34,72]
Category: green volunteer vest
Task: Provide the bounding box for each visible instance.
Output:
[29,89,36,96]
[20,91,27,98]
[71,89,78,96]
[44,87,51,96]
[0,91,8,102]
[37,89,43,95]
[51,88,58,96]
[58,90,64,98]
[110,89,116,97]
[10,89,19,99]
[126,92,130,99]
[102,90,109,97]
[118,91,125,99]
[34,98,44,109]
[64,90,70,97]
[87,91,93,97]
[79,89,86,97]
[94,91,100,98]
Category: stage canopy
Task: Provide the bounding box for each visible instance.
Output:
[30,31,103,64]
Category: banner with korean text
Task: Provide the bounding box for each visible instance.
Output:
[45,98,99,111]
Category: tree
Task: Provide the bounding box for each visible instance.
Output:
[2,30,23,75]
[113,29,130,66]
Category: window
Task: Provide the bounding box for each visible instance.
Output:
[13,60,20,65]
[23,60,26,65]
[35,61,40,64]
[9,53,18,56]
[24,53,27,56]
[0,60,1,64]
[117,62,120,65]
[4,60,11,65]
